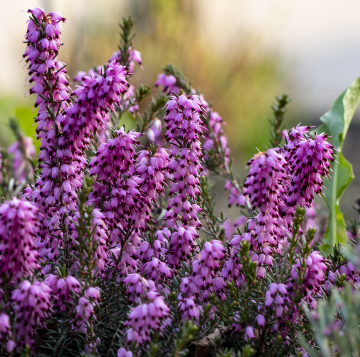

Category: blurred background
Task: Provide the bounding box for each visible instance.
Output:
[1,0,360,219]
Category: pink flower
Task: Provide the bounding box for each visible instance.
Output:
[256,314,265,327]
[125,292,170,345]
[0,198,39,278]
[245,326,255,340]
[12,280,52,348]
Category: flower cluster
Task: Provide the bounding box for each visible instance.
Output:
[45,274,81,312]
[288,251,327,309]
[163,94,206,267]
[155,74,180,94]
[72,287,101,333]
[0,198,39,279]
[11,280,52,348]
[125,291,170,345]
[0,7,353,356]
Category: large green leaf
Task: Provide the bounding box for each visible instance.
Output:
[319,78,360,253]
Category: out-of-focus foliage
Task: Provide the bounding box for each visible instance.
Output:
[134,0,285,157]
[318,78,360,253]
[299,287,360,357]
[58,0,287,162]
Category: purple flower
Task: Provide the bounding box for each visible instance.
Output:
[44,274,81,312]
[245,326,255,340]
[0,314,10,341]
[256,314,265,327]
[0,198,39,278]
[163,94,206,267]
[11,280,52,348]
[203,111,231,166]
[125,291,170,345]
[178,296,201,321]
[287,251,327,309]
[225,180,246,208]
[155,74,180,95]
[286,133,334,208]
[72,287,100,334]
[118,347,133,357]
[123,273,152,303]
[8,135,36,182]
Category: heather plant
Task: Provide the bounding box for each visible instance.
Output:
[0,7,360,357]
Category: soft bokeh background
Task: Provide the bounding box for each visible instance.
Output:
[2,0,360,218]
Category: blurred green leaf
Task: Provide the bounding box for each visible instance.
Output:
[15,107,37,138]
[319,78,360,253]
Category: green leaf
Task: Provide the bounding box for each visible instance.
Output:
[318,78,360,253]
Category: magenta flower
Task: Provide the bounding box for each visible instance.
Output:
[256,314,265,327]
[163,94,206,267]
[0,314,10,341]
[155,74,180,95]
[11,280,52,348]
[287,251,327,309]
[178,296,202,321]
[117,347,133,357]
[7,135,36,182]
[72,286,101,334]
[123,273,152,303]
[245,326,255,340]
[0,198,39,278]
[286,133,334,208]
[203,111,231,166]
[125,291,170,345]
[44,274,81,312]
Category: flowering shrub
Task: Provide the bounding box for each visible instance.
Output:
[0,7,360,357]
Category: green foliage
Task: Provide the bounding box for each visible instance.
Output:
[299,286,360,357]
[318,78,360,253]
[136,94,167,132]
[118,17,136,67]
[171,321,198,357]
[268,94,290,148]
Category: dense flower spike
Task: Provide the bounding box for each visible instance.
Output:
[34,60,129,220]
[23,8,72,261]
[89,128,140,185]
[72,286,101,334]
[243,150,287,214]
[24,7,71,183]
[25,9,130,266]
[287,133,334,208]
[243,150,287,256]
[11,280,52,348]
[88,129,163,277]
[163,94,206,267]
[0,198,39,278]
[192,240,225,299]
[69,209,109,277]
[88,128,144,234]
[287,251,327,309]
[125,291,170,345]
[75,47,140,117]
